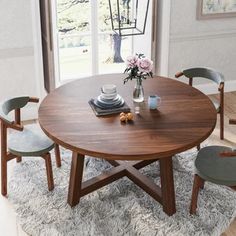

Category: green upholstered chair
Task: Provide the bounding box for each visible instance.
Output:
[190,119,236,214]
[175,67,225,140]
[0,96,61,196]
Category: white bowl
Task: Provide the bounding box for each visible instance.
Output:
[101,84,117,94]
[100,92,117,100]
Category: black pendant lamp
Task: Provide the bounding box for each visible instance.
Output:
[108,0,150,36]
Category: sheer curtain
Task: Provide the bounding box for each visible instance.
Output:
[151,0,171,76]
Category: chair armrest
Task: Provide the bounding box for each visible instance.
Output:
[0,118,23,131]
[29,97,39,103]
[175,71,184,78]
[229,119,236,125]
[7,122,24,131]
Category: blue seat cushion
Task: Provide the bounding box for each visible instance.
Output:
[8,123,54,157]
[195,146,236,186]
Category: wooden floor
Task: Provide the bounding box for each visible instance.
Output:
[0,92,236,235]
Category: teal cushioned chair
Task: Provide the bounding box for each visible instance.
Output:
[189,118,236,214]
[0,96,61,196]
[175,67,225,140]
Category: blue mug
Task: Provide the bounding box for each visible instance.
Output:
[148,95,161,110]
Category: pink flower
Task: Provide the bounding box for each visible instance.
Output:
[126,55,138,68]
[137,58,153,73]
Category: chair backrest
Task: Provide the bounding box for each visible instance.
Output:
[0,96,30,125]
[182,67,224,85]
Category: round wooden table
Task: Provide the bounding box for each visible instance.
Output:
[38,74,217,216]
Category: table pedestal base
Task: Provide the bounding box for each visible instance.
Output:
[67,152,176,216]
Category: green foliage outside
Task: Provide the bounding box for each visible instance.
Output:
[57,0,117,34]
[56,0,131,79]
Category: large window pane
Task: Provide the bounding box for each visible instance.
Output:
[97,0,132,74]
[57,0,92,80]
[98,33,132,74]
[55,0,152,83]
[58,35,91,79]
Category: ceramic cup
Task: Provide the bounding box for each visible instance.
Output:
[148,95,161,110]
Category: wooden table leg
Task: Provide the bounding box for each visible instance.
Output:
[67,155,177,216]
[159,156,176,216]
[67,152,85,207]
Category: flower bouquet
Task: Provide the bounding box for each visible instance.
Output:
[124,54,153,102]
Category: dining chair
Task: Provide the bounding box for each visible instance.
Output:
[189,118,236,215]
[0,96,61,196]
[175,67,225,140]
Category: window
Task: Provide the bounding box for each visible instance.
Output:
[53,0,152,83]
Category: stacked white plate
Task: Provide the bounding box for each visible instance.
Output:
[94,84,124,109]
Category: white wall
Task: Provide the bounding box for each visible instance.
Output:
[154,0,171,76]
[168,0,236,93]
[0,0,44,120]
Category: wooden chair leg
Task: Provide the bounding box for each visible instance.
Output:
[230,186,236,191]
[16,156,22,162]
[190,174,205,215]
[42,153,54,191]
[1,122,8,196]
[220,110,224,140]
[54,144,61,168]
[1,156,7,196]
[199,179,205,189]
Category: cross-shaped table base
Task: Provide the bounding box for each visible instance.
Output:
[67,152,176,216]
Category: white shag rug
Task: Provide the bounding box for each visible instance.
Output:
[8,147,236,236]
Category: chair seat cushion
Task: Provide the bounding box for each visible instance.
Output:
[8,123,54,157]
[210,98,220,112]
[195,146,236,186]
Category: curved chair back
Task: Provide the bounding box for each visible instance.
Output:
[182,67,224,85]
[175,67,225,140]
[0,97,30,125]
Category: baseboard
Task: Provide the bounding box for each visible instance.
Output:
[195,80,236,95]
[21,106,39,121]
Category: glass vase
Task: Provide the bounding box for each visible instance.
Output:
[133,78,144,102]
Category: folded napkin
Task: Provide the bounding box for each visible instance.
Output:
[88,99,130,116]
